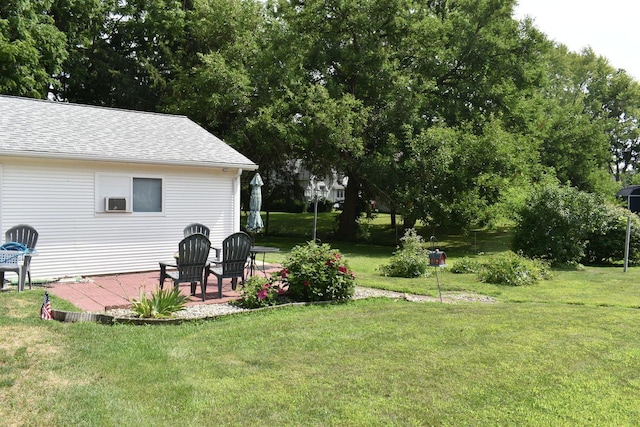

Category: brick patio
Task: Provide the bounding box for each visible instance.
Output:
[46,265,280,312]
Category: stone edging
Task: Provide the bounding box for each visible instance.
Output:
[52,309,115,324]
[51,289,495,325]
[51,302,315,325]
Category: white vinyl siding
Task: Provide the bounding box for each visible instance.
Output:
[0,157,240,279]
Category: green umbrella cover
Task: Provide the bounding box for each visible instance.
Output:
[246,173,264,232]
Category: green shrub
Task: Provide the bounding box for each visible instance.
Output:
[269,198,305,213]
[130,286,188,318]
[233,275,286,309]
[583,205,640,265]
[478,252,550,286]
[306,198,333,213]
[449,256,482,274]
[278,241,356,302]
[379,228,431,278]
[512,184,608,265]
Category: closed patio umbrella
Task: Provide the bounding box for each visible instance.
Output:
[246,173,264,233]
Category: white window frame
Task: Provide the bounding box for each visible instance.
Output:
[96,173,165,215]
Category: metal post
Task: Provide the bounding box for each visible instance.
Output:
[624,214,631,272]
[313,193,318,242]
[430,236,443,303]
[435,268,442,303]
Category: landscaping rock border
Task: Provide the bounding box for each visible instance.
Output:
[51,286,496,324]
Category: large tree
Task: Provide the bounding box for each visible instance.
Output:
[532,46,632,192]
[270,0,421,239]
[5,0,636,238]
[52,0,186,110]
[578,52,640,181]
[165,0,299,229]
[0,0,67,98]
[271,0,549,238]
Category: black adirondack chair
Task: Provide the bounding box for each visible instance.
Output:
[159,233,211,299]
[207,232,252,299]
[183,223,210,238]
[0,224,38,291]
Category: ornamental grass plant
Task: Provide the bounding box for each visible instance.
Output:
[130,286,188,318]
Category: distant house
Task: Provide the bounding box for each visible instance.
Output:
[0,95,257,279]
[292,160,346,205]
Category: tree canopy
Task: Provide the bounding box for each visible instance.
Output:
[2,0,640,239]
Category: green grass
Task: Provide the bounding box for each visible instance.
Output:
[251,211,417,246]
[2,217,640,425]
[3,296,640,425]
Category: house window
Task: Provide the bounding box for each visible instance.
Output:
[133,178,162,212]
[96,174,164,214]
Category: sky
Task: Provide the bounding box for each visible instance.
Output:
[513,0,640,80]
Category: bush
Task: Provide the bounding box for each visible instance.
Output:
[130,286,188,318]
[449,257,482,274]
[583,205,640,265]
[512,184,608,265]
[478,252,550,286]
[306,198,333,213]
[278,241,356,302]
[233,275,286,309]
[379,228,431,278]
[268,198,305,213]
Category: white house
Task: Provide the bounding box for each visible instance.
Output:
[0,95,257,279]
[292,160,346,205]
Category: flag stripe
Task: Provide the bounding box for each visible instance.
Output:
[41,291,52,320]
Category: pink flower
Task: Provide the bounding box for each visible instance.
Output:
[280,268,289,278]
[335,253,342,259]
[304,280,310,287]
[257,289,268,300]
[326,260,334,267]
[338,266,348,274]
[277,287,286,295]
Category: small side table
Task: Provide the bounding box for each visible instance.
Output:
[249,246,280,276]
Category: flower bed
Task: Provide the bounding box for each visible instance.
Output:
[234,241,356,309]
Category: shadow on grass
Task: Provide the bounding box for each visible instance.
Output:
[249,211,513,257]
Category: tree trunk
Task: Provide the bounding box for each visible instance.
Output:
[403,216,416,230]
[265,210,270,235]
[337,175,360,240]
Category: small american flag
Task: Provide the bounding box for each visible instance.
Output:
[40,291,52,320]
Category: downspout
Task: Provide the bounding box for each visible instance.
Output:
[234,169,243,232]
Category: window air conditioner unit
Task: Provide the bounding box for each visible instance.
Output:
[105,197,129,212]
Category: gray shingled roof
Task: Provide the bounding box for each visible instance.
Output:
[0,95,257,169]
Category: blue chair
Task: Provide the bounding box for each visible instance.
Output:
[0,225,38,291]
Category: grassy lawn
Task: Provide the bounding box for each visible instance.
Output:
[2,213,640,425]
